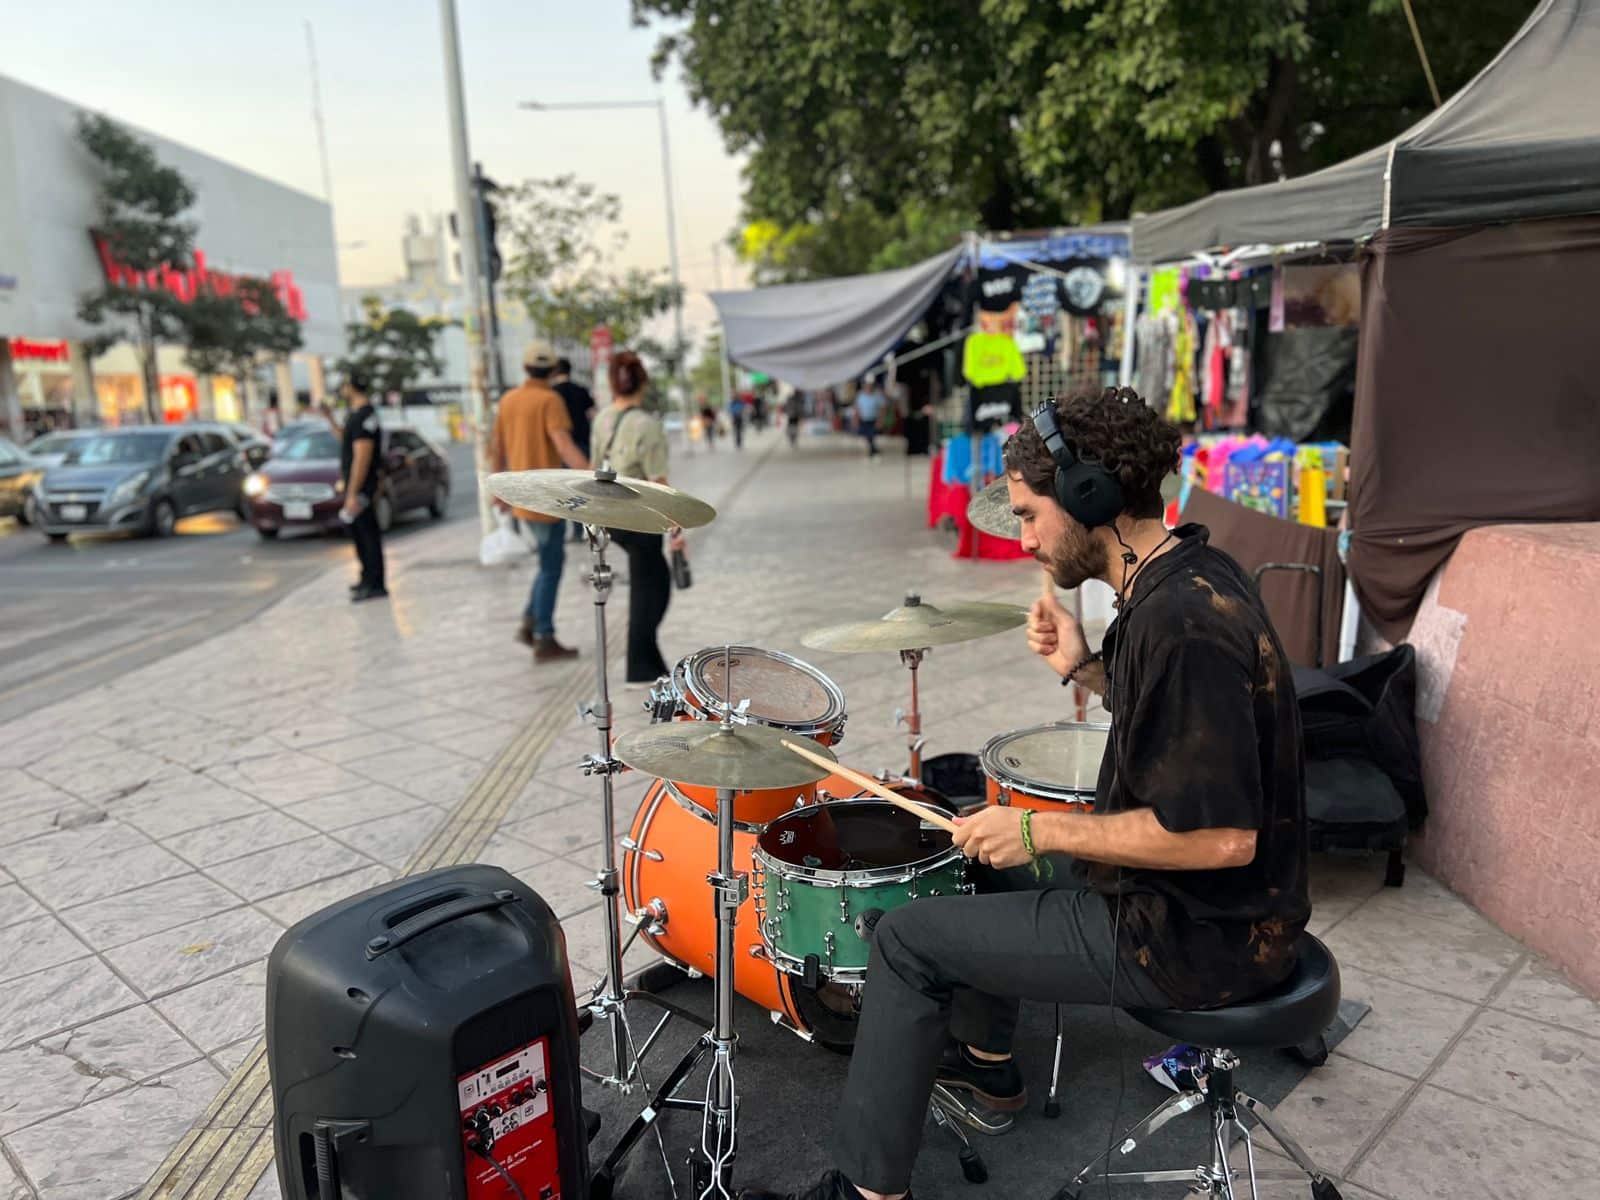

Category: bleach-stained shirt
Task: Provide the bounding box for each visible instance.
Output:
[1079,524,1310,1010]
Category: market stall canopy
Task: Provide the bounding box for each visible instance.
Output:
[1133,0,1600,263]
[709,246,962,389]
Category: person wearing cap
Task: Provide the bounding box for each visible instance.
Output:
[490,340,592,661]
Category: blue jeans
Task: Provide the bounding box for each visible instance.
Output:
[522,519,566,636]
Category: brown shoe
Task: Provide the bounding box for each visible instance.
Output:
[514,619,536,648]
[533,636,578,663]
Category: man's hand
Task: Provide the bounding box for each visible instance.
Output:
[341,497,361,522]
[1028,587,1091,678]
[668,526,685,552]
[493,497,512,515]
[950,807,1033,870]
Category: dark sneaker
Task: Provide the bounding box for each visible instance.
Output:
[514,619,536,647]
[936,1043,1028,1112]
[740,1169,909,1200]
[532,636,579,663]
[350,585,389,603]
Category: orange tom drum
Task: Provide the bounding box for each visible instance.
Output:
[981,722,1108,813]
[646,646,848,825]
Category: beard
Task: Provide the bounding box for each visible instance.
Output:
[1038,521,1106,590]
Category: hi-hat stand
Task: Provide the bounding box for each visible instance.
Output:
[893,645,929,785]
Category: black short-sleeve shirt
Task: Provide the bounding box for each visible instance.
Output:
[340,405,381,498]
[1074,525,1309,1010]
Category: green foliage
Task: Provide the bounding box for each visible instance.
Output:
[501,174,682,346]
[633,333,695,412]
[75,112,199,420]
[638,0,1534,267]
[185,279,303,383]
[686,330,728,407]
[336,296,447,396]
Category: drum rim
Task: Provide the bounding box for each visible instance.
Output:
[753,800,965,886]
[676,644,848,736]
[979,720,1110,803]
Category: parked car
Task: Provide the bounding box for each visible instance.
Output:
[243,424,451,540]
[34,426,251,542]
[0,436,45,524]
[22,429,89,468]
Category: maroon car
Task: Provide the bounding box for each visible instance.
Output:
[244,425,451,540]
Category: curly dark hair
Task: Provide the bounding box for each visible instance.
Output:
[1003,387,1182,520]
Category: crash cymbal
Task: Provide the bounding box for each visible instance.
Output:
[967,480,1021,540]
[613,722,836,791]
[800,594,1028,653]
[485,468,716,533]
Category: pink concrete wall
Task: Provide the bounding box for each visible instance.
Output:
[1408,524,1600,996]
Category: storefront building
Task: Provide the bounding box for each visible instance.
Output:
[0,74,344,438]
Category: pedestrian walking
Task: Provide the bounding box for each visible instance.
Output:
[321,371,386,602]
[490,340,591,662]
[551,356,596,543]
[785,388,805,447]
[699,401,719,451]
[591,350,682,685]
[855,376,886,458]
[730,393,747,449]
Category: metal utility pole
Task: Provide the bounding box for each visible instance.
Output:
[437,0,494,533]
[304,21,335,202]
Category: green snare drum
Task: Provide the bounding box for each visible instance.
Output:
[753,800,970,984]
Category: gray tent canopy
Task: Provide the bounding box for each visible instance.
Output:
[708,246,962,389]
[1133,0,1600,263]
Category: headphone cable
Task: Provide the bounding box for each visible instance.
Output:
[471,1141,530,1200]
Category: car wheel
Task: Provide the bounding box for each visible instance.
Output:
[375,494,394,533]
[236,492,251,521]
[429,483,448,519]
[257,527,279,541]
[20,494,37,526]
[149,497,177,538]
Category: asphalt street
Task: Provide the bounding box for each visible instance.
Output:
[0,443,480,723]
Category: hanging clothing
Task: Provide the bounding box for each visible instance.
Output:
[1220,307,1253,427]
[1134,311,1176,408]
[1167,308,1198,425]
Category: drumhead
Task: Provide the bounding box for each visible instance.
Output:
[682,645,846,734]
[756,800,954,883]
[980,722,1109,803]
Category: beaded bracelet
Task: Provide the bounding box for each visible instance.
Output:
[1019,809,1054,881]
[1059,650,1102,687]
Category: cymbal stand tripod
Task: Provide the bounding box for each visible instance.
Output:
[575,514,707,1199]
[590,646,746,1200]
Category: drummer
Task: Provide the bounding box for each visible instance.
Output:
[745,388,1309,1200]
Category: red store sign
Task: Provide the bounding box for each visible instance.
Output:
[91,233,309,322]
[7,338,70,363]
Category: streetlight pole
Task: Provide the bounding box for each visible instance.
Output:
[518,98,691,439]
[439,0,494,534]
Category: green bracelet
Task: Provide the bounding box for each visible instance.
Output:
[1019,809,1054,881]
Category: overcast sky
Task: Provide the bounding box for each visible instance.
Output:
[5,1,749,341]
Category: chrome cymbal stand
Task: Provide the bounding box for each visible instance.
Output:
[587,644,746,1200]
[894,645,929,786]
[576,515,706,1200]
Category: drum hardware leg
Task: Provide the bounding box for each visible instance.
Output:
[897,645,928,785]
[1044,1004,1065,1118]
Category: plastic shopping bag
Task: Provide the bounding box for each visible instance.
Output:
[479,510,525,567]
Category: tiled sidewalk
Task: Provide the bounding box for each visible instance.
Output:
[3,428,1597,1200]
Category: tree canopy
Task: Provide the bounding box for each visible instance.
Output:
[337,296,447,396]
[185,279,303,386]
[635,0,1535,280]
[501,174,682,347]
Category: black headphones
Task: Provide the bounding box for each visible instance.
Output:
[1030,400,1125,529]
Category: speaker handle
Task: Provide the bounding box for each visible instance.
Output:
[365,890,521,960]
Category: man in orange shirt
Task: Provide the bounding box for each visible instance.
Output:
[490,340,591,661]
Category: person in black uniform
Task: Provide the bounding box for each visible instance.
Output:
[324,370,386,602]
[744,387,1308,1200]
[551,357,595,543]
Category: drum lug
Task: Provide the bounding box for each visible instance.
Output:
[747,944,768,960]
[619,836,662,862]
[824,931,836,970]
[839,893,850,924]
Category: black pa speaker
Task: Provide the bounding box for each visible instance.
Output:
[266,864,589,1200]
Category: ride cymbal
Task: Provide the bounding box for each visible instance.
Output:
[485,468,716,533]
[967,480,1021,540]
[612,723,836,791]
[800,594,1027,653]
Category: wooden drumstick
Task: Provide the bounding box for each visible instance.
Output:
[780,740,959,834]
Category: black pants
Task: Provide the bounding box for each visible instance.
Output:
[611,528,670,683]
[831,878,1170,1195]
[350,502,385,591]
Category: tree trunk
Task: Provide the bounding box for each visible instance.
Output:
[1195,134,1234,193]
[139,310,160,424]
[1245,57,1299,185]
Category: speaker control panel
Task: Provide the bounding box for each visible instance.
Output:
[458,1037,560,1200]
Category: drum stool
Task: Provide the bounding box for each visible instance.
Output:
[1051,934,1345,1200]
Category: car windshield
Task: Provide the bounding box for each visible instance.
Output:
[28,434,79,455]
[66,433,172,465]
[275,431,340,461]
